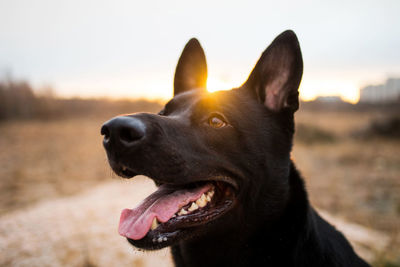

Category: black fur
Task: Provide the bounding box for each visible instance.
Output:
[101,30,370,267]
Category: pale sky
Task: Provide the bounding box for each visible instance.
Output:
[1,0,399,103]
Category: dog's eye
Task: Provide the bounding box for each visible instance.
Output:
[208,115,227,128]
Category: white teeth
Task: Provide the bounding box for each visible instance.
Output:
[196,194,207,207]
[163,237,167,241]
[157,237,163,243]
[174,188,215,217]
[178,208,188,216]
[188,202,199,211]
[151,217,159,230]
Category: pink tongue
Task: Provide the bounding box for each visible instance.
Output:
[119,183,212,240]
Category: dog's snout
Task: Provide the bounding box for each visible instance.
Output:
[101,116,146,148]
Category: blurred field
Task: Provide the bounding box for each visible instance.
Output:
[294,109,400,265]
[0,102,399,266]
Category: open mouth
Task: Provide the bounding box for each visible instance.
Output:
[115,165,237,249]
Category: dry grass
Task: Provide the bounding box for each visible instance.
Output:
[0,108,399,266]
[0,118,110,214]
[294,110,400,231]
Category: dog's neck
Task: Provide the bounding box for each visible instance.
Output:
[171,162,321,266]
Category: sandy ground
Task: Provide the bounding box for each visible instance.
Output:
[0,177,173,267]
[0,177,388,267]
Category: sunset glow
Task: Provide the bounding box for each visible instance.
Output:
[1,1,398,104]
[207,76,361,104]
[206,77,241,93]
[299,78,360,104]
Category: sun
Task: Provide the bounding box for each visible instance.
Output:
[207,77,239,93]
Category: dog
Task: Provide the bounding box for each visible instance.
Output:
[101,30,370,267]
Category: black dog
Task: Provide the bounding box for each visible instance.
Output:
[101,30,370,267]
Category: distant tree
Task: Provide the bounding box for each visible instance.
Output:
[0,80,37,120]
[0,77,163,121]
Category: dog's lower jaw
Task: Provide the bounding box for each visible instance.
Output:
[169,163,300,266]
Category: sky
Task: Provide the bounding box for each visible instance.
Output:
[0,0,399,103]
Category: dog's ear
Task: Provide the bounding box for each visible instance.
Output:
[174,38,208,96]
[242,30,303,112]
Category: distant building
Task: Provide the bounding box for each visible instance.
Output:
[359,78,400,103]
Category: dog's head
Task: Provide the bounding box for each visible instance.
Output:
[101,30,303,250]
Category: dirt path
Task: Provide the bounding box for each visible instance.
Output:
[0,177,387,266]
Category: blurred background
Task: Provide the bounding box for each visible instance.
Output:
[0,0,399,266]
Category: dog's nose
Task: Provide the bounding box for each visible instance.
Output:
[101,116,146,148]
